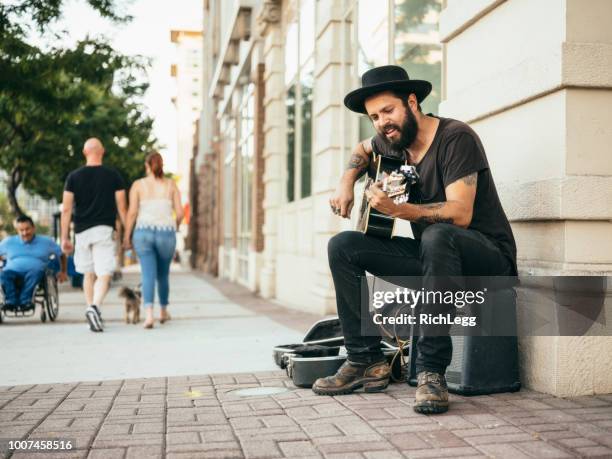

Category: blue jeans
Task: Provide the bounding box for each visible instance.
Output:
[133,228,176,308]
[0,269,45,305]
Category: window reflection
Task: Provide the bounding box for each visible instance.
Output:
[286,84,296,202]
[285,0,314,202]
[394,0,442,114]
[300,0,315,65]
[285,21,298,85]
[300,60,313,198]
[358,0,389,73]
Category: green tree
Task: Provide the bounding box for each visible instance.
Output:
[0,0,157,217]
[0,194,15,237]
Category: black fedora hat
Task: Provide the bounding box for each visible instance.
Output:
[344,65,432,114]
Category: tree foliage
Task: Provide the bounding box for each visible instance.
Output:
[0,0,156,217]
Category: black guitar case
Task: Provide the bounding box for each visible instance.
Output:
[273,316,410,388]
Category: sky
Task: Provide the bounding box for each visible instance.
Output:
[44,0,203,173]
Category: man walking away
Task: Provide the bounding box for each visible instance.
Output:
[61,138,127,332]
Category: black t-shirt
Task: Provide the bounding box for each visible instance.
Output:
[64,165,126,233]
[371,116,517,274]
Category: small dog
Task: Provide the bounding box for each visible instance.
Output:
[118,285,141,324]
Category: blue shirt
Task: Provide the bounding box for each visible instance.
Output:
[0,235,62,274]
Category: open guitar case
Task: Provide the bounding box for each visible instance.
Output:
[273,316,409,388]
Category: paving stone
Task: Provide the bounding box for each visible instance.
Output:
[167,451,243,459]
[401,446,481,458]
[418,430,467,448]
[323,453,364,459]
[536,430,582,441]
[475,443,532,459]
[513,440,574,457]
[278,440,321,457]
[302,423,343,438]
[166,442,241,453]
[87,449,126,459]
[166,431,201,444]
[313,435,385,446]
[464,432,535,446]
[433,415,477,430]
[11,451,87,459]
[239,439,282,458]
[556,437,599,448]
[384,432,429,450]
[125,445,163,459]
[452,425,525,438]
[574,446,612,457]
[92,433,164,449]
[363,451,403,459]
[318,441,394,455]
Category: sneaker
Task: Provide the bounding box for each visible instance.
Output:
[312,360,390,396]
[90,304,104,325]
[86,306,103,332]
[413,371,449,414]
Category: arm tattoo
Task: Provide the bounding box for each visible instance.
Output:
[415,202,454,224]
[416,214,454,225]
[347,142,370,178]
[347,153,367,171]
[461,172,477,186]
[421,202,445,210]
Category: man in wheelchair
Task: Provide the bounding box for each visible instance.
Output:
[0,215,67,311]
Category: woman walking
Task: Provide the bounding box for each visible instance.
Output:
[124,152,183,328]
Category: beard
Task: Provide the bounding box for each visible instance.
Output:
[378,106,418,151]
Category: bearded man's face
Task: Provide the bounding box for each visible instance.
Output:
[364,91,418,151]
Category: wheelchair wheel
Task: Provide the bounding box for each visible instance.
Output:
[46,276,59,321]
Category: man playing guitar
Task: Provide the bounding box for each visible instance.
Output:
[313,65,517,415]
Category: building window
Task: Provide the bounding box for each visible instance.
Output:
[284,0,314,202]
[393,0,442,115]
[237,83,255,283]
[222,116,236,278]
[342,0,442,142]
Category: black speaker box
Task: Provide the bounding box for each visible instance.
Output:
[408,288,521,395]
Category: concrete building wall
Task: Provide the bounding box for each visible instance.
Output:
[440,0,612,396]
[195,0,612,397]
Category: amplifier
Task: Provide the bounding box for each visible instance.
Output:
[408,288,521,395]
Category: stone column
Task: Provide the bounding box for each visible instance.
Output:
[257,0,284,298]
[310,0,352,314]
[440,0,612,396]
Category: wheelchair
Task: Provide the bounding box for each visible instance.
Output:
[0,254,60,324]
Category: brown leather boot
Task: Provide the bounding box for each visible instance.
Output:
[413,371,449,414]
[312,360,390,395]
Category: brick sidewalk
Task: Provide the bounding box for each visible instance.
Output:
[1,371,612,459]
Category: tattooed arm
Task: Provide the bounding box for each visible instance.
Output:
[369,172,478,228]
[329,139,374,218]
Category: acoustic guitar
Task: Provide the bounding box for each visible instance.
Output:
[356,152,418,238]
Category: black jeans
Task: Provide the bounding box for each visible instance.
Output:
[327,223,512,375]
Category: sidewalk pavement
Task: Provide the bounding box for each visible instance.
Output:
[1,271,612,458]
[0,269,313,386]
[2,370,612,459]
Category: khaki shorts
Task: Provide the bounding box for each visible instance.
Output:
[74,225,116,276]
